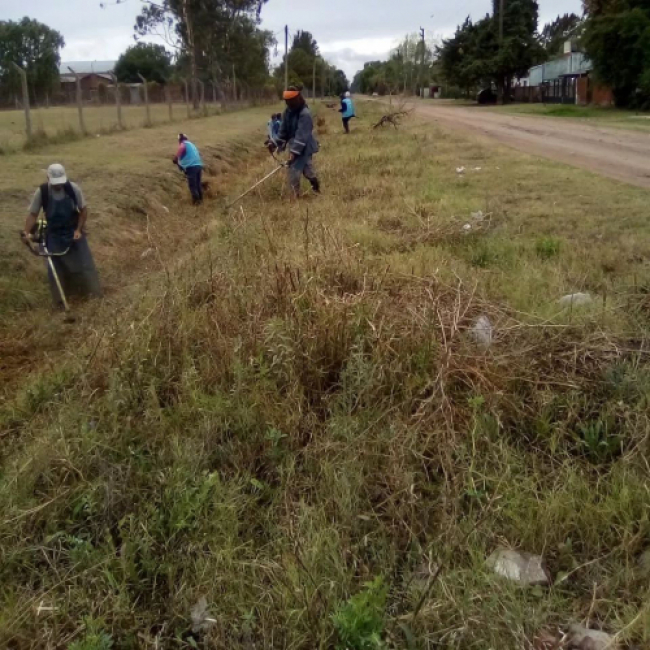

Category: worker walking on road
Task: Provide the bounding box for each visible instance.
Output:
[339,91,356,134]
[23,164,101,307]
[173,133,204,205]
[277,87,320,197]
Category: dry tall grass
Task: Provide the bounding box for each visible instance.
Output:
[0,102,649,649]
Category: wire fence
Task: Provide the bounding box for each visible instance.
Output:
[1,68,277,152]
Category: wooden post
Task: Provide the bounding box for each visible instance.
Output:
[418,27,425,98]
[165,84,173,121]
[137,73,151,126]
[284,25,289,90]
[232,65,237,102]
[184,78,191,117]
[11,63,32,139]
[68,66,86,134]
[312,60,316,101]
[498,0,505,103]
[110,73,123,129]
[321,61,325,98]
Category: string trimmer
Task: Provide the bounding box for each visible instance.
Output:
[226,145,289,209]
[20,226,71,313]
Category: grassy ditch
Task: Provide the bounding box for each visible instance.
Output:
[1,102,649,649]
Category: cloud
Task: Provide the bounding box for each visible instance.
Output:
[320,37,398,79]
[8,0,584,81]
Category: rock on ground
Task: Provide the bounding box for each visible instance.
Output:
[470,315,493,348]
[486,548,550,586]
[558,292,593,308]
[567,625,617,650]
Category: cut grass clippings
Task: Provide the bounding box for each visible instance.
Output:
[0,101,649,649]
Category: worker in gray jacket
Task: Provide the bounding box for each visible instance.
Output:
[277,86,320,197]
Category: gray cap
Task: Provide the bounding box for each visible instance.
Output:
[47,163,67,186]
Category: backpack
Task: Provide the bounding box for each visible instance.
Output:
[32,182,80,239]
[40,181,79,217]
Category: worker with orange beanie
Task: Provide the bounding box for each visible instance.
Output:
[277,86,320,196]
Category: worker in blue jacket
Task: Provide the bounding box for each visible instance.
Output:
[173,133,204,204]
[339,91,356,134]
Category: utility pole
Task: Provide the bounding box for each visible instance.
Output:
[312,59,316,100]
[498,0,505,103]
[499,0,505,42]
[321,60,325,98]
[284,25,289,90]
[419,27,425,98]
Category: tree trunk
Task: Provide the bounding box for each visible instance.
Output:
[181,0,199,109]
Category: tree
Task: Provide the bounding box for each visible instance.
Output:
[274,30,320,91]
[540,13,583,55]
[0,18,64,103]
[115,43,172,83]
[491,0,545,98]
[583,0,650,106]
[438,0,544,101]
[128,0,270,105]
[352,32,439,96]
[292,30,318,58]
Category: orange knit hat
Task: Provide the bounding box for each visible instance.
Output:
[283,89,300,100]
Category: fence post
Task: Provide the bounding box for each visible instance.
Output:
[11,63,32,140]
[110,73,123,129]
[165,84,173,121]
[184,78,191,117]
[68,67,86,134]
[137,73,151,126]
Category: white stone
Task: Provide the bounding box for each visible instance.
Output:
[190,596,216,634]
[456,166,466,174]
[486,548,550,586]
[559,292,593,308]
[567,624,617,649]
[470,315,493,348]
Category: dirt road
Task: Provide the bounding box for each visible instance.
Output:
[412,102,650,189]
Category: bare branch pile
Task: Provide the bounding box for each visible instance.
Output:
[373,108,412,129]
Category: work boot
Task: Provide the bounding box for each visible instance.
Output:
[310,178,321,194]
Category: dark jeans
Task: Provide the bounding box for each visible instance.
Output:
[342,117,352,133]
[186,165,203,204]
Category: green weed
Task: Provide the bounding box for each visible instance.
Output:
[68,619,113,650]
[535,236,561,260]
[332,577,388,650]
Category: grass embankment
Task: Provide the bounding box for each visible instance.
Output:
[1,102,649,649]
[0,105,279,391]
[490,102,650,131]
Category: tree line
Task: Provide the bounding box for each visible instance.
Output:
[355,0,650,109]
[0,3,349,107]
[273,30,348,97]
[352,33,438,96]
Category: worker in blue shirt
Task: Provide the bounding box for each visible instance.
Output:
[339,91,356,134]
[173,133,204,204]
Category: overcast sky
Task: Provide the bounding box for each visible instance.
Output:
[4,0,583,80]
